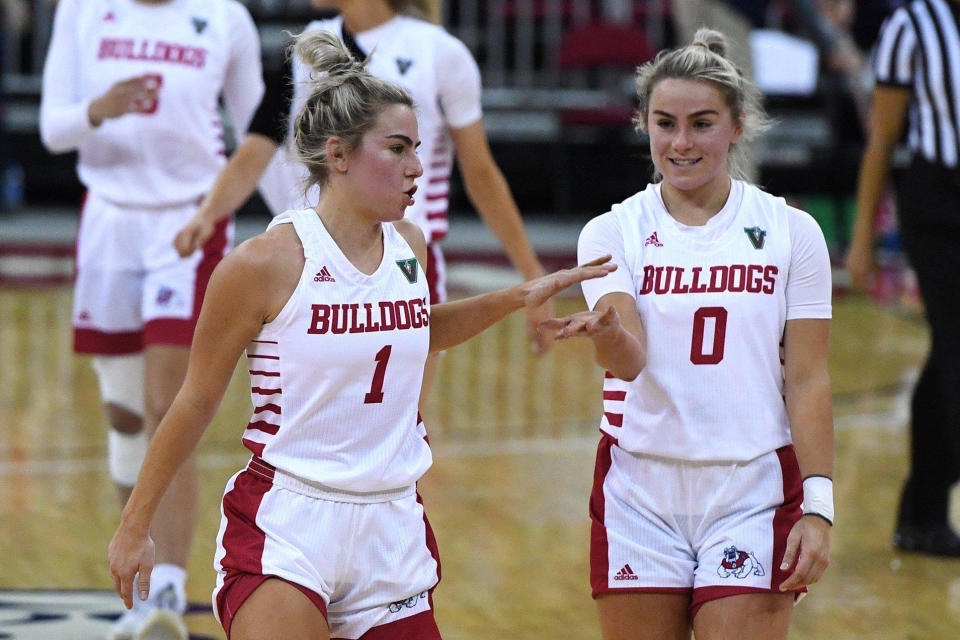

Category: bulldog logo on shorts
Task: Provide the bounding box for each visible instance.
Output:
[717,545,765,579]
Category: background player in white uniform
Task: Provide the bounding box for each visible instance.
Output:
[541,29,835,640]
[172,0,556,405]
[107,31,614,640]
[38,0,262,637]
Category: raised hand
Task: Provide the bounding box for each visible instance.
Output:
[88,75,161,126]
[538,304,620,341]
[519,256,616,310]
[174,213,216,257]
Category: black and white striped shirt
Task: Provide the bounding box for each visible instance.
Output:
[873,0,960,167]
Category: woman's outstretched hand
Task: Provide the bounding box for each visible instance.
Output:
[519,256,616,310]
[538,304,621,341]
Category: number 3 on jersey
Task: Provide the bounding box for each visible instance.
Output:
[690,307,727,365]
[364,345,392,404]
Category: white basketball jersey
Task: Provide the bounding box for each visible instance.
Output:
[40,0,262,207]
[579,180,832,462]
[242,210,432,492]
[263,14,482,241]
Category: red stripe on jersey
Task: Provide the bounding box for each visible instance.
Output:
[430,162,449,170]
[251,340,278,344]
[251,387,282,395]
[426,212,446,220]
[604,371,615,379]
[253,404,281,415]
[241,438,265,457]
[247,354,279,360]
[427,177,447,185]
[425,192,448,201]
[604,412,623,427]
[603,391,626,401]
[246,420,279,435]
[248,370,280,376]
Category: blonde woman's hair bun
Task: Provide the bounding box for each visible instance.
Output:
[691,27,729,59]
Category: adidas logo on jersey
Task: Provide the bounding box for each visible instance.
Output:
[314,266,336,283]
[613,564,639,581]
[644,231,663,247]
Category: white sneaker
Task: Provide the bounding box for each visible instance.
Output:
[108,596,147,640]
[107,584,188,640]
[136,605,188,640]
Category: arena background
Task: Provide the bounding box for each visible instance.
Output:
[2,1,955,639]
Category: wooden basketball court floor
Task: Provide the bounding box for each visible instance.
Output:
[1,282,958,639]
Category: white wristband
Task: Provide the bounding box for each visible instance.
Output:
[802,475,834,525]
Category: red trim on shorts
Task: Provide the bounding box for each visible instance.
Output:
[143,218,229,348]
[425,243,443,304]
[688,445,805,620]
[74,328,143,355]
[416,491,442,611]
[218,572,327,639]
[773,445,804,591]
[216,464,297,637]
[344,610,441,640]
[590,432,617,598]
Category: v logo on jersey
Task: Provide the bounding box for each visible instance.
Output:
[396,258,418,283]
[192,17,208,34]
[396,58,414,75]
[744,226,766,249]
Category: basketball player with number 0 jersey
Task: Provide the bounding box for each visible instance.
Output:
[40,1,262,637]
[542,29,835,640]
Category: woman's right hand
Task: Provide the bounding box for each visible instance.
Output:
[537,305,621,341]
[174,213,215,257]
[108,523,156,609]
[88,75,160,127]
[844,237,876,292]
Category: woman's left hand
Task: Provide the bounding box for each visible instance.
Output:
[519,256,615,310]
[778,515,831,592]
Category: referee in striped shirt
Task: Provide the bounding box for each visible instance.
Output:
[847,0,960,557]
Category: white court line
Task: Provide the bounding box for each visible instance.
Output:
[0,404,908,478]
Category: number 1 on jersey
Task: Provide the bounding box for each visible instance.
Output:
[364,345,392,404]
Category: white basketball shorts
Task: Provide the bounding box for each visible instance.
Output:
[590,433,804,618]
[72,191,232,354]
[213,456,442,639]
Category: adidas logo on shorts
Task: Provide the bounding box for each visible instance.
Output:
[613,564,639,581]
[314,266,336,283]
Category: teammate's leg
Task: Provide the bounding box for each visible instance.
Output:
[596,593,690,640]
[92,354,147,504]
[692,592,793,640]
